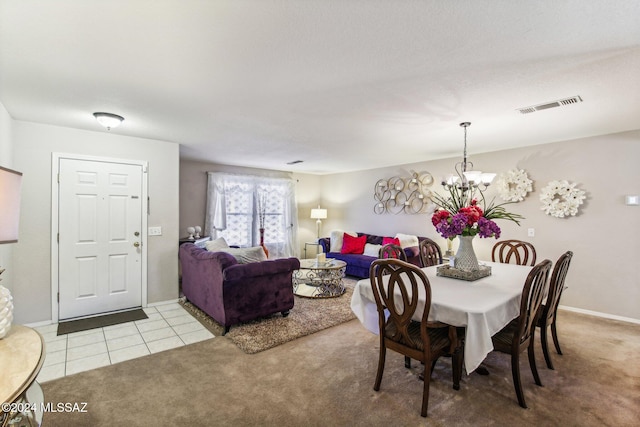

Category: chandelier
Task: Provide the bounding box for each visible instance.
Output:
[441,122,495,199]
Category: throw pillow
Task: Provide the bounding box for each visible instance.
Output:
[222,247,268,264]
[205,237,230,252]
[363,243,382,257]
[382,236,401,246]
[330,230,357,253]
[341,233,366,254]
[395,233,419,249]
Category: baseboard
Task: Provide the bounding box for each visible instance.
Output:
[147,299,180,308]
[558,305,640,325]
[24,319,56,328]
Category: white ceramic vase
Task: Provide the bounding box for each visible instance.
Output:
[0,284,13,339]
[454,235,480,272]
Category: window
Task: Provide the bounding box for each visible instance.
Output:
[205,173,298,258]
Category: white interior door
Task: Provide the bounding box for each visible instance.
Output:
[58,158,143,320]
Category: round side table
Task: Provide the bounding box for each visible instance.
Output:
[1,325,45,427]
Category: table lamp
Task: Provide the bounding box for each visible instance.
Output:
[310,206,327,239]
[0,165,23,339]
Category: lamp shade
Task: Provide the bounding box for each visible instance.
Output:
[0,166,22,244]
[310,208,327,220]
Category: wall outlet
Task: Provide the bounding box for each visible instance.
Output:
[527,228,535,237]
[148,226,162,236]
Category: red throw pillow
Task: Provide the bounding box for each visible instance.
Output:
[341,233,367,254]
[382,237,400,246]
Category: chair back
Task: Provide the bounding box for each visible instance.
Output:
[542,251,573,324]
[492,239,537,266]
[418,238,443,267]
[514,260,552,349]
[369,258,431,349]
[380,244,407,261]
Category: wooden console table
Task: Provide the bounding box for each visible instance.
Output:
[1,325,45,427]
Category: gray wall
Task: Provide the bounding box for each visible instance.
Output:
[179,159,321,256]
[12,120,180,324]
[180,130,640,321]
[318,130,640,321]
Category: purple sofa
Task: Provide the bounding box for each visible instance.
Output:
[179,243,300,334]
[318,233,426,278]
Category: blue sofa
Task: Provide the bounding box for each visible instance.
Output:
[318,232,426,278]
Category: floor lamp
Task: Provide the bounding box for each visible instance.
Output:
[310,206,327,240]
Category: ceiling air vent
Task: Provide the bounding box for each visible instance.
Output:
[518,96,583,114]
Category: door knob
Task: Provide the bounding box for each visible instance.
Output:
[133,242,140,248]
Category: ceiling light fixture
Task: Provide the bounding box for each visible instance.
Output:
[441,122,495,198]
[93,112,124,130]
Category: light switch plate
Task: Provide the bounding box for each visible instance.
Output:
[148,226,162,236]
[527,228,535,237]
[625,195,640,206]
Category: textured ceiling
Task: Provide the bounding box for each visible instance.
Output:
[1,0,639,174]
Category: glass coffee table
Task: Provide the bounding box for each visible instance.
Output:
[293,259,347,298]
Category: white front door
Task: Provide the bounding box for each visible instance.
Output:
[58,158,144,320]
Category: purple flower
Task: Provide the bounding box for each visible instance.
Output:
[477,217,501,238]
[434,212,468,239]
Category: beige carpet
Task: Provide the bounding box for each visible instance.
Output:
[39,309,639,426]
[179,278,358,354]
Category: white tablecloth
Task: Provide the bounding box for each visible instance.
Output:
[350,261,533,374]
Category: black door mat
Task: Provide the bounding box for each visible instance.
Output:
[57,308,148,335]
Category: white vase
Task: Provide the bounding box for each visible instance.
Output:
[0,285,13,339]
[454,235,480,272]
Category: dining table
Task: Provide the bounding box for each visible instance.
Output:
[350,261,533,374]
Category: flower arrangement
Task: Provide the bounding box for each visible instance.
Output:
[431,185,523,240]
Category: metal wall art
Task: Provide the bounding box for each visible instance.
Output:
[374,171,434,214]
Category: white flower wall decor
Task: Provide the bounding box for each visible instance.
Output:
[496,169,533,202]
[540,180,586,218]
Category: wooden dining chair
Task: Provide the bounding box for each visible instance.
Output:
[379,243,407,261]
[490,259,552,408]
[492,239,537,266]
[418,238,443,267]
[537,251,573,370]
[369,258,461,417]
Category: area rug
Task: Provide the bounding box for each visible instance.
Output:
[57,308,148,335]
[179,278,358,354]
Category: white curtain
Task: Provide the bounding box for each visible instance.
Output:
[204,172,299,258]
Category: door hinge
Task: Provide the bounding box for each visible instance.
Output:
[57,292,60,302]
[57,173,60,183]
[57,233,60,243]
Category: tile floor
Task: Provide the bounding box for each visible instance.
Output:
[33,303,215,383]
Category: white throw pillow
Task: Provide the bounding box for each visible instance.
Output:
[395,233,419,249]
[222,247,268,264]
[205,237,230,252]
[363,243,382,257]
[330,230,357,253]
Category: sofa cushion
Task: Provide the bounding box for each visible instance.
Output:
[382,236,401,246]
[205,236,230,252]
[363,243,382,257]
[330,230,357,253]
[395,233,419,249]
[341,233,366,254]
[221,246,268,264]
